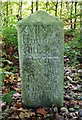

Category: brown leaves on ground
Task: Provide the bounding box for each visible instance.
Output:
[19,111,35,119]
[1,40,82,120]
[36,108,48,116]
[1,65,82,120]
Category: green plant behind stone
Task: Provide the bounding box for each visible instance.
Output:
[0,69,5,89]
[64,30,80,66]
[2,26,18,49]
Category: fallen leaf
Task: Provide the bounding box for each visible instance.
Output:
[36,108,48,116]
[19,111,35,119]
[19,112,25,119]
[14,101,22,109]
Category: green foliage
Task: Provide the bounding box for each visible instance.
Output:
[2,91,16,106]
[0,68,14,88]
[1,63,16,106]
[2,56,18,73]
[2,59,13,65]
[11,66,17,73]
[0,70,5,81]
[0,69,5,88]
[3,71,14,75]
[64,30,81,66]
[2,26,18,49]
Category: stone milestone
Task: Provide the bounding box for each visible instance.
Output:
[17,10,64,108]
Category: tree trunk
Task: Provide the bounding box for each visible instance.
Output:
[70,2,73,29]
[36,0,38,11]
[60,0,62,18]
[0,1,2,30]
[20,0,22,18]
[55,0,58,16]
[10,2,12,15]
[6,1,8,26]
[19,0,22,19]
[74,2,77,29]
[31,0,33,14]
[46,0,49,11]
[65,2,69,11]
[17,0,22,21]
[80,2,82,55]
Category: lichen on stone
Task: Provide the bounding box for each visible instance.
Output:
[17,10,63,27]
[17,10,64,108]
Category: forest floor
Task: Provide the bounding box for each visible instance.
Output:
[0,33,82,120]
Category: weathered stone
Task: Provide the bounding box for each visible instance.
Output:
[79,109,82,117]
[60,107,69,114]
[17,10,64,108]
[69,108,75,112]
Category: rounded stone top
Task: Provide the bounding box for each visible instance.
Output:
[17,10,63,26]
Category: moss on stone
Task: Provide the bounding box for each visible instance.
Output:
[17,10,64,108]
[17,10,63,27]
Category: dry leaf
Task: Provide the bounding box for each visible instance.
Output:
[36,108,48,116]
[14,101,22,109]
[19,111,35,119]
